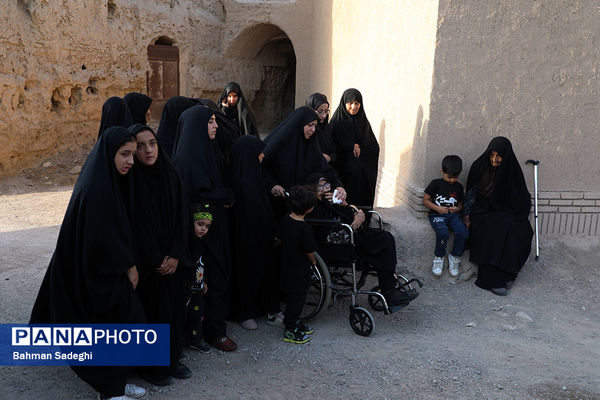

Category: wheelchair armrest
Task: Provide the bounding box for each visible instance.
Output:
[352,206,383,229]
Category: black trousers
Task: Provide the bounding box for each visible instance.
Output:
[186,289,204,346]
[283,292,307,331]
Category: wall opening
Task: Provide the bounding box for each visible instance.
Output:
[226,24,296,132]
[147,38,179,122]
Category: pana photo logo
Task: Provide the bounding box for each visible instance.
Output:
[1,324,170,366]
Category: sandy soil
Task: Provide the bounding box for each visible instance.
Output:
[0,165,599,400]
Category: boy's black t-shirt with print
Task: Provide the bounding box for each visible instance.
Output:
[424,178,464,215]
[275,214,317,294]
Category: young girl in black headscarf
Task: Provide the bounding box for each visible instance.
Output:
[305,92,336,164]
[172,105,237,352]
[218,82,259,137]
[123,92,153,124]
[329,88,380,207]
[30,127,146,400]
[463,136,533,296]
[230,135,275,330]
[156,96,200,157]
[97,97,135,138]
[130,124,191,385]
[262,106,346,220]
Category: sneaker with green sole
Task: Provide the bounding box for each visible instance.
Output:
[282,328,310,344]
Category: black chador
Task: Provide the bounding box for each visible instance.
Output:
[230,136,275,322]
[466,136,533,290]
[172,105,234,342]
[218,81,259,137]
[129,124,190,379]
[123,92,153,124]
[30,127,145,398]
[329,88,380,207]
[97,96,134,138]
[156,96,200,157]
[305,92,337,164]
[262,106,342,191]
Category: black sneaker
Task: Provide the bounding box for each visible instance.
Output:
[170,361,192,379]
[189,339,212,353]
[297,322,314,335]
[282,328,310,344]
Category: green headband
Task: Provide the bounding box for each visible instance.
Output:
[193,212,213,221]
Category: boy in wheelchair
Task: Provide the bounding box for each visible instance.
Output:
[306,174,418,307]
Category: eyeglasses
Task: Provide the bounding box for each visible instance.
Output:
[318,182,331,191]
[316,109,330,115]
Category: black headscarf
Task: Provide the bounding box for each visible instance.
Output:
[263,106,342,190]
[156,96,200,157]
[329,88,380,206]
[97,97,135,138]
[30,126,144,396]
[123,92,153,124]
[129,124,189,270]
[466,136,531,216]
[305,92,336,163]
[218,82,259,137]
[172,105,234,205]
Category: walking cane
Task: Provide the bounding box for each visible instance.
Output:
[526,159,540,261]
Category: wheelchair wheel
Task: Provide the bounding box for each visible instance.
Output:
[300,253,331,322]
[367,286,385,312]
[349,306,374,337]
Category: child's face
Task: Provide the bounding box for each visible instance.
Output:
[442,171,459,184]
[194,219,212,238]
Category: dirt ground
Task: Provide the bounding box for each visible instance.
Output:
[0,161,599,400]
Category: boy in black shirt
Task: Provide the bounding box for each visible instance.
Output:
[275,186,317,344]
[423,155,468,277]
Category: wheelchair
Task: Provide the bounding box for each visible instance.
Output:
[301,209,422,337]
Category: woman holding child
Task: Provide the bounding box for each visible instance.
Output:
[464,136,533,296]
[172,105,238,352]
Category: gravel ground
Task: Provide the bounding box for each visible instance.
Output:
[0,181,598,400]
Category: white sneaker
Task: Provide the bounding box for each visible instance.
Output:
[448,254,460,277]
[240,318,258,330]
[432,257,443,276]
[98,395,136,400]
[124,384,146,399]
[266,312,284,328]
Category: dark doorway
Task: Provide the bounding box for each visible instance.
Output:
[226,24,296,133]
[147,39,179,122]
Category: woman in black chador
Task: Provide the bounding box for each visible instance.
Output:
[172,105,238,352]
[218,81,259,137]
[97,96,134,138]
[262,106,346,219]
[30,127,146,400]
[463,136,533,296]
[156,96,200,157]
[129,124,191,385]
[230,136,275,330]
[305,92,336,164]
[123,92,153,124]
[329,88,380,207]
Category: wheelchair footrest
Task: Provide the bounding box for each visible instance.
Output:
[388,303,409,313]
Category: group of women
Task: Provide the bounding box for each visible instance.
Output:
[29,81,533,399]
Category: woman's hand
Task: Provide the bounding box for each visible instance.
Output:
[127,266,139,290]
[323,153,331,163]
[271,185,286,197]
[333,187,347,203]
[351,209,365,230]
[462,215,471,229]
[353,143,361,158]
[156,256,178,275]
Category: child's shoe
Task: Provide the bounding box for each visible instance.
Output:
[266,312,284,328]
[282,328,310,344]
[297,322,314,335]
[189,338,212,353]
[448,254,460,277]
[432,256,443,276]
